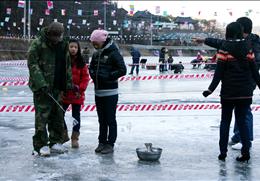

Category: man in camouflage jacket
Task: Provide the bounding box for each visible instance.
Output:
[27,22,72,155]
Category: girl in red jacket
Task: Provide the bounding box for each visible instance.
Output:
[62,39,90,148]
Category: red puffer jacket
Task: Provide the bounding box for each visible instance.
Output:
[62,62,90,105]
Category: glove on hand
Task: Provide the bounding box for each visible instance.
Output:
[202,90,212,97]
[72,84,80,92]
[36,86,51,94]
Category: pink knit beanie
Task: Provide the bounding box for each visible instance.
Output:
[90,29,108,42]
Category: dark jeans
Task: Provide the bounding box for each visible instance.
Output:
[95,94,118,146]
[159,64,167,72]
[130,65,139,75]
[168,64,173,70]
[231,107,253,145]
[63,104,81,133]
[220,100,251,155]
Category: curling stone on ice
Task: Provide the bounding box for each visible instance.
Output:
[136,143,162,161]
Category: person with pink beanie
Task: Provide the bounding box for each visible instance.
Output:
[90,29,108,43]
[89,29,126,154]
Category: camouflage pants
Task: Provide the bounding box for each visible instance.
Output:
[32,89,64,152]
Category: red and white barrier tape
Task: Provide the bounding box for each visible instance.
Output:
[0,62,216,67]
[0,81,28,86]
[1,103,260,113]
[118,73,214,81]
[0,61,27,66]
[128,62,216,66]
[0,73,214,86]
[0,77,28,81]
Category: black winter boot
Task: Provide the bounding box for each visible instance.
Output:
[218,153,227,161]
[236,154,250,163]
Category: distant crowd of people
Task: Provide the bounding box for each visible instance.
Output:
[128,46,185,76]
[158,47,184,74]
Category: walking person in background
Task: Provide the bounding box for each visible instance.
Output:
[62,39,90,148]
[129,47,141,76]
[167,53,174,71]
[159,47,167,72]
[202,22,260,162]
[27,22,72,156]
[89,29,126,154]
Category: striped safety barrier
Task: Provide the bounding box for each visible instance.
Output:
[0,61,216,67]
[1,103,260,113]
[0,61,27,66]
[0,77,28,81]
[128,62,216,66]
[0,81,28,86]
[0,73,214,86]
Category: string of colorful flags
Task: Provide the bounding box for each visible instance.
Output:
[9,1,258,18]
[16,0,108,16]
[4,1,257,20]
[1,1,120,29]
[128,4,255,17]
[0,1,257,31]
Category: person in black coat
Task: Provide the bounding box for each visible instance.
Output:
[159,47,167,72]
[167,53,174,70]
[202,22,260,162]
[195,17,260,151]
[173,61,184,74]
[89,29,127,154]
[129,47,141,75]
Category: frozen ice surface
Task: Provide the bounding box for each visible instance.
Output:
[1,57,260,180]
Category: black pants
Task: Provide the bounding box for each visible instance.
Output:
[130,65,139,75]
[220,100,251,155]
[63,104,81,133]
[95,94,118,146]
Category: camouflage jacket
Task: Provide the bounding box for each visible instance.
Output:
[27,28,72,92]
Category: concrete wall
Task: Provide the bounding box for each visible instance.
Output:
[0,38,217,61]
